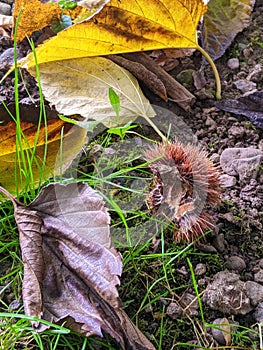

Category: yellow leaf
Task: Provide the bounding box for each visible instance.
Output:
[28,56,156,127]
[0,120,86,194]
[20,0,207,68]
[13,0,62,42]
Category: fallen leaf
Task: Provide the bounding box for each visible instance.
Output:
[220,317,231,346]
[202,0,255,60]
[0,118,86,193]
[28,56,156,127]
[20,0,207,68]
[215,91,263,129]
[0,183,156,350]
[14,0,62,42]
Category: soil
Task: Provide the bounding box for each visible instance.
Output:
[0,1,263,349]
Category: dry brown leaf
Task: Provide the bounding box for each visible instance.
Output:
[0,183,156,350]
[220,317,231,346]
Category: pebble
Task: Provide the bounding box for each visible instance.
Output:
[254,269,263,284]
[219,174,236,188]
[1,0,14,4]
[9,299,20,310]
[205,116,216,127]
[202,270,253,315]
[259,259,263,269]
[226,256,246,272]
[246,281,263,306]
[227,58,239,70]
[212,233,226,252]
[194,263,206,276]
[247,64,262,83]
[233,79,257,93]
[254,302,263,323]
[0,2,11,15]
[166,302,182,319]
[228,125,244,138]
[220,147,263,182]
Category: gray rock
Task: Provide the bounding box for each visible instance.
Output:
[226,256,246,272]
[254,269,263,283]
[0,2,11,15]
[220,148,263,182]
[227,58,239,70]
[182,293,199,316]
[259,259,263,269]
[228,125,244,138]
[219,174,237,188]
[246,281,263,306]
[233,79,257,93]
[166,302,182,319]
[212,233,226,252]
[247,64,262,83]
[253,302,263,323]
[205,116,216,127]
[1,0,14,4]
[202,270,253,315]
[194,263,206,276]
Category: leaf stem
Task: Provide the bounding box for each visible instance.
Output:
[142,114,167,142]
[197,45,221,100]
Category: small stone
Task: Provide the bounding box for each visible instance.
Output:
[9,300,20,310]
[176,69,194,88]
[166,302,182,319]
[226,256,246,272]
[211,319,229,345]
[227,58,239,70]
[205,116,216,127]
[220,148,263,182]
[228,125,244,138]
[182,293,199,316]
[259,259,263,269]
[254,302,263,323]
[194,263,206,276]
[1,0,14,4]
[246,281,263,306]
[212,233,226,252]
[247,64,262,83]
[219,174,237,188]
[254,269,263,284]
[233,79,257,93]
[202,270,253,315]
[0,2,11,15]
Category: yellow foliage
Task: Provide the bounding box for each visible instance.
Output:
[13,0,62,42]
[0,120,86,193]
[20,0,207,67]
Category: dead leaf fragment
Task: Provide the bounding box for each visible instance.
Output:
[0,117,86,193]
[0,183,156,349]
[13,0,62,42]
[202,0,255,60]
[215,91,263,129]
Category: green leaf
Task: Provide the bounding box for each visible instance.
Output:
[108,87,121,118]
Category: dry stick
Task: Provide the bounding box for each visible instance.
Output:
[120,52,196,112]
[108,54,168,101]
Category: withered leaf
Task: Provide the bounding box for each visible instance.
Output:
[215,91,263,129]
[0,183,155,350]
